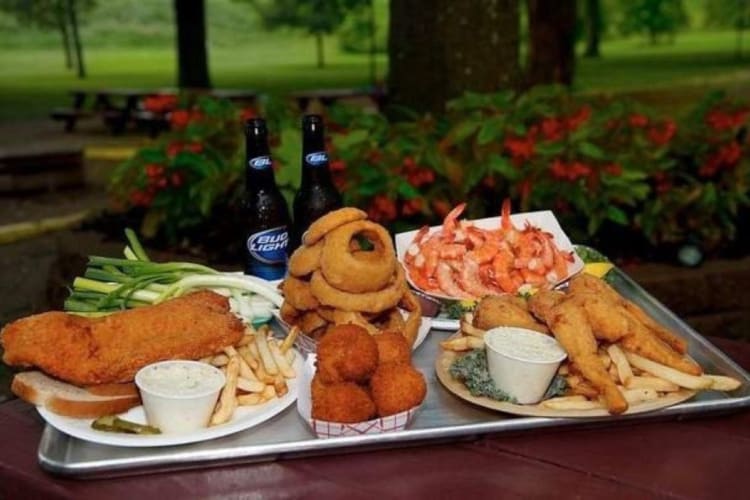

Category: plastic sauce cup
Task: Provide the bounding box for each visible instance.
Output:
[135,360,226,434]
[484,327,567,405]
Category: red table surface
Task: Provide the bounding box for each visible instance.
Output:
[1,337,749,500]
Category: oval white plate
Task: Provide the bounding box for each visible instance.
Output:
[394,211,585,302]
[38,351,302,447]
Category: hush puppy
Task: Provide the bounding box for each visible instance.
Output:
[373,330,411,365]
[311,380,376,423]
[316,324,379,383]
[370,362,427,416]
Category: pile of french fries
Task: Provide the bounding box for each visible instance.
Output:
[199,325,299,425]
[442,313,741,412]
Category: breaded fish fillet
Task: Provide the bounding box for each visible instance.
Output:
[1,291,243,385]
[473,295,549,334]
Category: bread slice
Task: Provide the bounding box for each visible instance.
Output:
[12,371,141,419]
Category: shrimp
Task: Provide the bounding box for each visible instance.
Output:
[456,258,497,298]
[436,262,472,299]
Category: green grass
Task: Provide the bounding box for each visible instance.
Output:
[0,28,749,121]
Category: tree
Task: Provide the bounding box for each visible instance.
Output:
[704,0,750,58]
[388,0,519,115]
[0,0,93,75]
[174,0,211,88]
[583,0,602,57]
[617,0,687,44]
[247,0,367,68]
[526,0,577,86]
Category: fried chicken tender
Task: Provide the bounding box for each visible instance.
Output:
[0,291,243,385]
[311,378,376,423]
[370,362,427,416]
[569,274,688,354]
[373,330,411,365]
[473,295,549,333]
[316,324,379,383]
[544,300,629,414]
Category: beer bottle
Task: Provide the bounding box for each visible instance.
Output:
[290,114,343,251]
[243,118,291,280]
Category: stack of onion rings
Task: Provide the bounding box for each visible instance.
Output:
[281,207,421,347]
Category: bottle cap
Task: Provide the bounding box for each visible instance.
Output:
[245,118,267,134]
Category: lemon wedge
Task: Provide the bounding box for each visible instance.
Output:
[583,262,614,278]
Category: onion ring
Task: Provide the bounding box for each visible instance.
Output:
[303,207,367,246]
[310,266,406,313]
[399,290,422,347]
[288,239,323,277]
[298,310,328,335]
[332,310,380,335]
[281,276,320,311]
[320,220,396,293]
[280,301,300,325]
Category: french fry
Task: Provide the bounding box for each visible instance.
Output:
[624,352,713,390]
[285,349,296,365]
[704,374,742,391]
[199,356,212,364]
[625,376,680,392]
[460,318,486,338]
[237,345,260,371]
[268,340,295,379]
[541,398,603,411]
[246,343,275,384]
[254,328,279,376]
[440,336,484,351]
[210,354,229,367]
[261,384,276,400]
[607,345,634,385]
[620,387,659,404]
[236,376,265,393]
[237,333,255,347]
[566,376,600,399]
[237,393,268,406]
[557,363,569,376]
[210,355,239,425]
[280,326,299,354]
[598,349,612,369]
[273,375,288,397]
[224,346,259,382]
[608,363,619,382]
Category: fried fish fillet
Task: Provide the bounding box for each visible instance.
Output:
[1,291,243,386]
[473,295,549,334]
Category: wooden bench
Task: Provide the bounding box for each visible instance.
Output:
[290,87,388,112]
[49,108,93,132]
[132,110,170,138]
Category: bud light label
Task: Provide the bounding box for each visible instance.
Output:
[246,226,288,280]
[248,155,272,170]
[305,152,328,167]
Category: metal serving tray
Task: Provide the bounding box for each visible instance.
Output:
[38,267,750,478]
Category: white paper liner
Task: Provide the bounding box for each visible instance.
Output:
[297,355,421,439]
[394,210,585,301]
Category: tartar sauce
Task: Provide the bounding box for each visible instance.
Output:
[485,328,566,363]
[137,362,224,397]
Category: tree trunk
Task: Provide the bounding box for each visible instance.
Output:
[388,0,519,115]
[526,0,576,87]
[315,33,325,69]
[174,0,211,88]
[583,0,601,58]
[56,1,72,69]
[65,0,85,78]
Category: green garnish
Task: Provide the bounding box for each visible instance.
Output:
[92,415,161,435]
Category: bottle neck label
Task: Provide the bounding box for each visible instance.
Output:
[247,226,288,265]
[248,155,273,170]
[304,152,328,167]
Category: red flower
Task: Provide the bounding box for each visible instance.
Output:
[604,163,622,176]
[170,110,191,129]
[129,189,154,207]
[504,136,535,162]
[719,142,742,167]
[647,120,677,146]
[143,95,177,114]
[186,142,203,154]
[401,198,423,216]
[549,159,591,181]
[652,172,672,193]
[705,110,747,131]
[167,141,183,157]
[540,118,565,141]
[367,195,397,222]
[330,159,346,172]
[145,163,165,178]
[629,114,649,128]
[240,107,257,122]
[170,172,184,187]
[566,105,592,131]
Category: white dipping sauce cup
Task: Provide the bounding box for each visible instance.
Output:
[484,327,567,405]
[135,360,226,434]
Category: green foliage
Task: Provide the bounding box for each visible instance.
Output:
[617,0,688,41]
[0,0,96,29]
[703,0,750,29]
[245,0,367,35]
[337,3,387,54]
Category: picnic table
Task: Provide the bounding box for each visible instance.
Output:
[0,335,748,499]
[290,86,387,112]
[50,88,259,135]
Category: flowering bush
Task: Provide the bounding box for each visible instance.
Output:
[637,91,750,252]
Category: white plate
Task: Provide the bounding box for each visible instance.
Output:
[271,311,433,351]
[37,351,303,448]
[394,210,585,302]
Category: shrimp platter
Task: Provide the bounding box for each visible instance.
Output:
[395,201,583,300]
